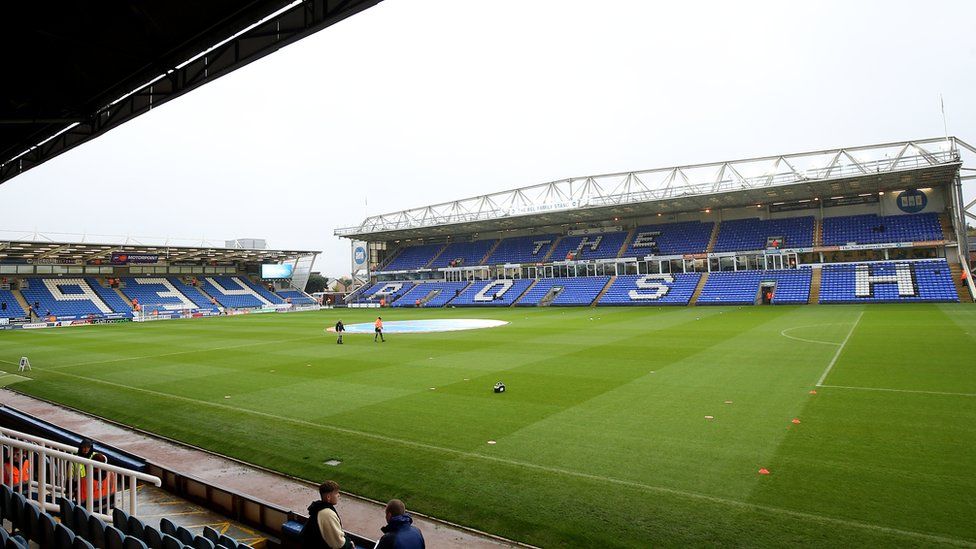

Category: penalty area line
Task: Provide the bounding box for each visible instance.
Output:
[25,368,976,547]
[815,310,864,387]
[819,385,976,398]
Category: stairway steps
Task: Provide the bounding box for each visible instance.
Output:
[689,272,709,305]
[809,266,822,304]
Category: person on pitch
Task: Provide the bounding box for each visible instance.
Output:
[335,319,345,344]
[374,316,385,343]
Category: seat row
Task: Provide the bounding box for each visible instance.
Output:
[379,212,944,272]
[364,260,957,306]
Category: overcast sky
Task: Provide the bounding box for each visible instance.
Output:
[2,0,974,277]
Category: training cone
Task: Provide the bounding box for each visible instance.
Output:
[758,468,770,475]
[791,418,801,424]
[809,390,817,395]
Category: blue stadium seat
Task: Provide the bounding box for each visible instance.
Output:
[120,278,204,313]
[430,240,498,268]
[598,273,702,306]
[382,243,444,271]
[822,212,943,246]
[358,281,415,304]
[0,289,25,319]
[550,232,630,261]
[622,221,714,257]
[696,270,811,305]
[85,278,133,315]
[197,277,276,308]
[819,260,957,303]
[277,290,316,305]
[713,217,814,253]
[450,279,533,306]
[516,277,610,306]
[485,234,558,265]
[19,278,115,320]
[391,281,470,307]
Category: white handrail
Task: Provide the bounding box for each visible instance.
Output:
[0,432,161,521]
[0,425,78,453]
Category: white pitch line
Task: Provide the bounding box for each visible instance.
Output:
[20,368,976,547]
[815,311,864,387]
[819,385,976,398]
[779,324,844,346]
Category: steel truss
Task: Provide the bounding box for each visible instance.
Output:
[337,137,971,238]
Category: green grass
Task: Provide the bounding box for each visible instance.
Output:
[1,304,974,547]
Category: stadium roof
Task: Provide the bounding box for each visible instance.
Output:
[1,0,382,186]
[0,235,316,264]
[336,137,976,242]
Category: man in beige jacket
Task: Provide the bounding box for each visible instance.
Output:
[301,480,355,549]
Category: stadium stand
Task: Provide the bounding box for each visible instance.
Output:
[598,273,702,305]
[360,281,416,303]
[622,221,714,256]
[819,260,957,303]
[821,212,943,245]
[19,278,114,319]
[167,278,221,311]
[430,239,497,268]
[391,281,470,307]
[277,289,316,304]
[550,231,630,261]
[238,277,286,304]
[121,278,201,311]
[198,277,273,308]
[0,493,258,549]
[85,278,133,314]
[485,234,559,265]
[516,276,610,306]
[713,216,815,252]
[451,279,533,306]
[696,270,812,305]
[382,243,444,271]
[0,289,26,319]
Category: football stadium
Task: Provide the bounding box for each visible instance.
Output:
[2,3,976,549]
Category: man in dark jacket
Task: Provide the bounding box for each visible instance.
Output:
[301,481,354,549]
[335,320,345,345]
[376,499,424,549]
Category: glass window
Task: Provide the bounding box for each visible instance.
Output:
[0,265,16,274]
[67,266,83,274]
[36,266,53,274]
[16,266,34,274]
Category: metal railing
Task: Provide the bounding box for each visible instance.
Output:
[0,427,162,520]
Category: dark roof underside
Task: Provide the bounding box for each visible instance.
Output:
[1,0,381,185]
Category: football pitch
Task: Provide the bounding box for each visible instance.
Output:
[1,305,974,547]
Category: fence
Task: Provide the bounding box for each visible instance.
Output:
[0,426,161,520]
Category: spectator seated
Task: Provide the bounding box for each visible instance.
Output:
[391,281,470,307]
[623,221,714,257]
[713,216,814,252]
[121,278,203,311]
[19,278,116,319]
[822,212,943,245]
[431,240,498,268]
[485,234,559,265]
[198,277,275,309]
[517,276,610,306]
[819,260,957,303]
[450,279,533,306]
[598,273,702,305]
[277,290,316,305]
[0,289,26,319]
[696,270,811,305]
[550,231,629,261]
[382,244,444,271]
[360,281,415,304]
